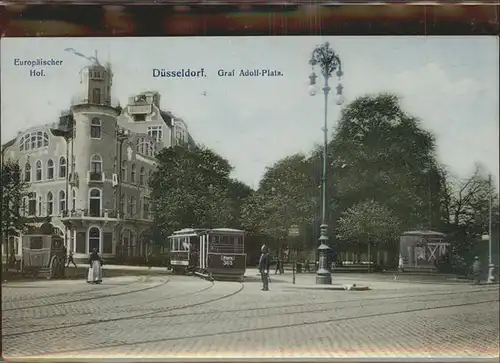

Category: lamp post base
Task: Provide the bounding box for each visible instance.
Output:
[316,273,332,285]
[487,264,496,283]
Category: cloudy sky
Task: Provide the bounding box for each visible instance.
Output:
[1,36,498,189]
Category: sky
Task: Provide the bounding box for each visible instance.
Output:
[1,36,498,189]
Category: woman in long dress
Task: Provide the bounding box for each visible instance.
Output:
[87,248,103,284]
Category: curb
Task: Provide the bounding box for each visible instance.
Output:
[287,285,371,291]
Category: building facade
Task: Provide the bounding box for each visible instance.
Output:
[2,61,195,262]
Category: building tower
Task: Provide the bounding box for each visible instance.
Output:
[68,58,121,257]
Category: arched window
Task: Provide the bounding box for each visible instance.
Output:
[24,134,30,151]
[43,132,49,147]
[24,162,31,182]
[72,189,76,212]
[131,164,136,183]
[30,133,36,149]
[121,161,127,182]
[59,156,67,178]
[20,135,25,151]
[90,118,102,139]
[139,167,145,186]
[89,188,101,217]
[36,131,43,148]
[88,227,101,253]
[47,159,54,180]
[28,192,36,216]
[47,192,53,215]
[119,194,125,217]
[35,160,42,181]
[38,195,43,216]
[129,196,136,217]
[143,196,150,219]
[59,190,66,215]
[136,138,155,156]
[90,154,102,174]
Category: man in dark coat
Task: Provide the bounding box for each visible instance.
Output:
[259,245,270,291]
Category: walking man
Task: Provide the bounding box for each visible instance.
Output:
[274,255,283,275]
[66,251,77,268]
[472,256,481,285]
[259,245,270,291]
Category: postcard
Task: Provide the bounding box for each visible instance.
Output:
[1,36,499,360]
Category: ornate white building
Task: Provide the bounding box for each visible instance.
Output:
[2,60,195,262]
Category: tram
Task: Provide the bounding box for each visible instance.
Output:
[169,228,246,281]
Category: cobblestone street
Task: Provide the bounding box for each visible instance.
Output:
[2,273,499,359]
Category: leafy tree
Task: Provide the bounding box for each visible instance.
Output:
[337,199,401,271]
[1,159,28,269]
[241,154,318,255]
[150,145,238,238]
[321,93,442,233]
[227,179,254,228]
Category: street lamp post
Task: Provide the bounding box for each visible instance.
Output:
[308,42,344,285]
[486,174,496,283]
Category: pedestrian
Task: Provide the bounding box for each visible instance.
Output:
[67,251,77,268]
[472,256,481,285]
[259,245,270,291]
[274,256,282,275]
[87,248,103,284]
[394,254,404,280]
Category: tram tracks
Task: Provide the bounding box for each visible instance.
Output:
[1,276,146,304]
[6,278,217,323]
[18,290,499,357]
[2,276,169,312]
[3,281,245,337]
[131,285,500,321]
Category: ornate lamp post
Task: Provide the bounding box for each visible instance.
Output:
[308,42,344,285]
[482,174,496,283]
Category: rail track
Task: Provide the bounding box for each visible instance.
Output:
[2,276,169,312]
[3,281,245,337]
[15,287,498,357]
[1,276,146,304]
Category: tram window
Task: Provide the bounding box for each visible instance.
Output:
[182,237,190,251]
[233,236,244,253]
[29,237,43,249]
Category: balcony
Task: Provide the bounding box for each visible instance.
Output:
[62,209,118,219]
[87,171,105,183]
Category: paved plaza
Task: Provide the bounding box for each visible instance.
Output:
[2,271,499,359]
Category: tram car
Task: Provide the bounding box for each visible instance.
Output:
[21,232,66,278]
[169,228,246,281]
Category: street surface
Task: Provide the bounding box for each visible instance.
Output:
[2,271,499,359]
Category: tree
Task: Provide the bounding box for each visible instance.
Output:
[440,164,499,263]
[337,199,401,271]
[322,93,442,233]
[241,154,318,255]
[150,145,238,238]
[1,159,28,269]
[227,179,254,229]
